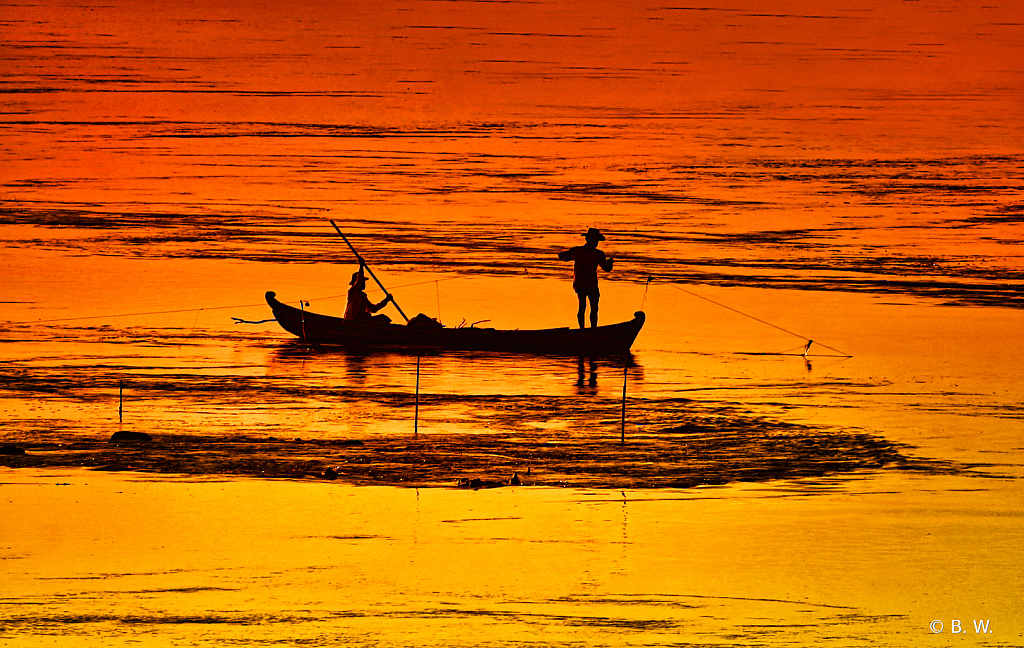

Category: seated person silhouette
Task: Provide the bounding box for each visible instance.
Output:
[344,264,393,323]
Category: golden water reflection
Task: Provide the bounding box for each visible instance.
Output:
[2,469,1021,646]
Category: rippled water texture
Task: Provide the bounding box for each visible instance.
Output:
[2,0,1023,310]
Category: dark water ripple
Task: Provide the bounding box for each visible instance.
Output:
[0,326,970,488]
[0,417,966,489]
[0,345,972,490]
[2,196,1022,307]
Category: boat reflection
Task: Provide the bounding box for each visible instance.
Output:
[269,342,643,398]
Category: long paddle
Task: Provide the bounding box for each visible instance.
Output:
[330,219,410,323]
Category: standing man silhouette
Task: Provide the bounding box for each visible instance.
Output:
[559,228,614,328]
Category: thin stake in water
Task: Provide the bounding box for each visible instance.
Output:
[621,356,628,444]
[415,355,421,436]
[119,379,123,423]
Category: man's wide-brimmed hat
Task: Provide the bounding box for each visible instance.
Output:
[350,270,365,285]
[583,227,605,241]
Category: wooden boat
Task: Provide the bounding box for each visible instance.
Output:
[265,291,645,355]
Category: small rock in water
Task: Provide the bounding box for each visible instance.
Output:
[321,467,338,480]
[0,445,26,455]
[109,431,152,443]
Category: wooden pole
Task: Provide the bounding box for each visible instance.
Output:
[119,379,123,423]
[330,219,410,323]
[620,355,628,444]
[414,357,420,435]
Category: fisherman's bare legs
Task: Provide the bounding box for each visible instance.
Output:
[576,291,600,328]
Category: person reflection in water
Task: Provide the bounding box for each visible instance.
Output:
[344,263,393,323]
[558,228,614,328]
[577,356,598,389]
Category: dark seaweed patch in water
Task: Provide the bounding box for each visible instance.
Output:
[0,610,347,634]
[0,415,965,489]
[0,342,983,489]
[404,607,681,631]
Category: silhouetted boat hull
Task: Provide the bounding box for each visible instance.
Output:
[265,291,644,355]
